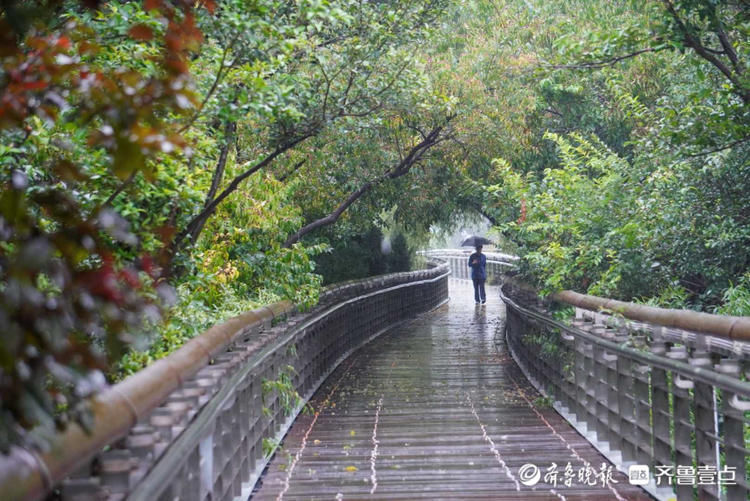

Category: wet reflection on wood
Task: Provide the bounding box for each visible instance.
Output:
[253,280,652,500]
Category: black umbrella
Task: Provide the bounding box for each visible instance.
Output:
[461,235,492,247]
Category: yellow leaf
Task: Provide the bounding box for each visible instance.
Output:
[313,439,321,445]
[345,466,358,472]
[349,430,356,437]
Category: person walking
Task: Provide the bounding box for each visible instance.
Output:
[468,245,487,305]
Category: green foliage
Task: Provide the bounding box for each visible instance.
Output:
[314,226,412,285]
[443,0,750,311]
[0,0,203,452]
[262,365,309,417]
[495,132,652,298]
[314,226,387,284]
[196,173,325,308]
[388,233,412,273]
[533,395,553,408]
[521,327,571,373]
[714,273,750,316]
[551,305,575,324]
[114,282,263,379]
[493,127,749,307]
[0,0,455,452]
[262,437,280,458]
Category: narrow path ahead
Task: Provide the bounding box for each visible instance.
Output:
[253,280,651,500]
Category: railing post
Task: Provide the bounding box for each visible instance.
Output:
[631,362,652,466]
[98,448,133,498]
[559,329,577,414]
[717,358,747,501]
[199,427,214,501]
[583,340,597,433]
[690,349,719,500]
[573,336,589,426]
[591,333,609,442]
[611,327,634,462]
[667,345,694,501]
[650,338,672,473]
[615,351,636,463]
[603,343,620,451]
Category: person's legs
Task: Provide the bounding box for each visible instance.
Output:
[473,278,480,303]
[479,280,486,303]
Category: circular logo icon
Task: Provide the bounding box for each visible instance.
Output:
[519,463,541,486]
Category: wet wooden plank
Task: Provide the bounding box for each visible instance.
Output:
[252,280,652,500]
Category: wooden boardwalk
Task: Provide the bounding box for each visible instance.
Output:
[253,280,652,500]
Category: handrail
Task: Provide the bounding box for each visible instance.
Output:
[0,260,449,501]
[502,290,750,396]
[550,289,750,342]
[418,248,519,262]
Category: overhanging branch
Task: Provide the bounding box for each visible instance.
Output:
[282,118,453,247]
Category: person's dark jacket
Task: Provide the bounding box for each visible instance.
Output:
[468,252,486,280]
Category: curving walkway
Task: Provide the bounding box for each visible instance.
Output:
[253,280,651,500]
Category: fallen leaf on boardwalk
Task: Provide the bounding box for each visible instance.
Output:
[349,430,356,437]
[345,466,358,472]
[313,439,321,445]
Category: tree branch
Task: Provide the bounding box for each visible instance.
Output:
[277,158,307,183]
[715,20,740,72]
[101,171,136,208]
[187,120,237,244]
[662,0,749,103]
[550,47,662,70]
[283,118,453,247]
[178,35,237,134]
[685,135,750,158]
[282,180,374,247]
[173,133,312,251]
[472,202,498,225]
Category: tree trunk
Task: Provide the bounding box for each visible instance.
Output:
[171,133,312,254]
[187,120,236,245]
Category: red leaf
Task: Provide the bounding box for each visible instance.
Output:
[53,160,88,182]
[202,0,217,14]
[128,24,154,42]
[118,268,141,289]
[140,255,157,278]
[56,36,71,50]
[21,80,48,91]
[77,40,99,56]
[144,0,162,11]
[517,198,527,225]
